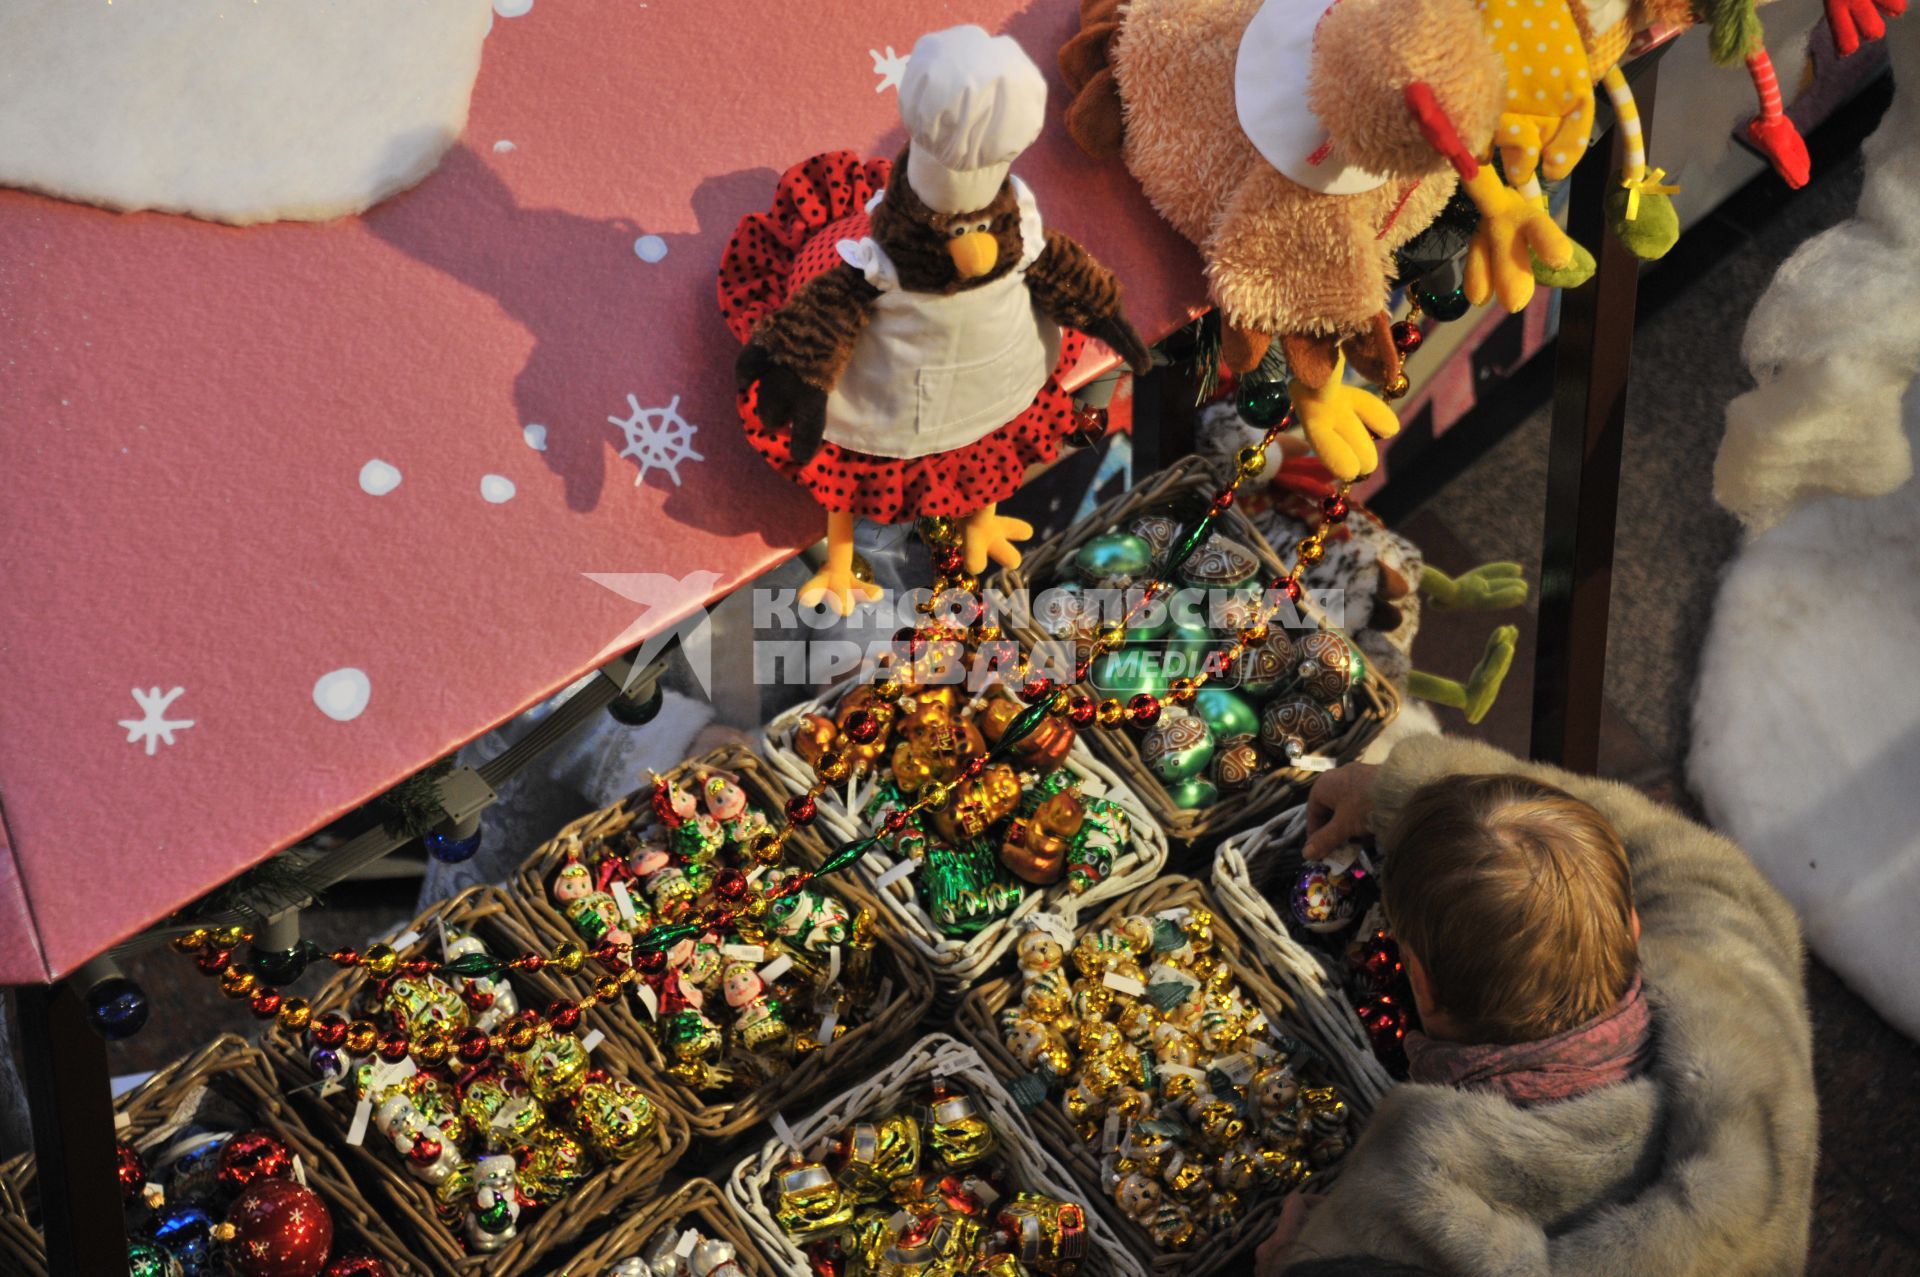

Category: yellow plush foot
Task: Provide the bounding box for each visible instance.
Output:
[1462,167,1575,313]
[797,564,882,616]
[1287,352,1399,481]
[963,504,1034,574]
[1462,624,1519,724]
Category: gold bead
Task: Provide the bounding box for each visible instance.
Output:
[1382,372,1412,401]
[1096,623,1127,652]
[219,966,256,999]
[172,928,211,954]
[344,1020,379,1056]
[921,516,957,546]
[554,941,585,975]
[1096,698,1127,728]
[213,926,248,950]
[595,976,622,1003]
[1236,445,1268,477]
[747,829,786,867]
[743,894,770,920]
[1169,677,1197,704]
[975,624,1003,644]
[1049,688,1074,714]
[361,943,399,979]
[1239,625,1269,645]
[874,680,905,703]
[1297,539,1325,566]
[412,1036,450,1068]
[276,997,311,1033]
[920,782,953,810]
[506,1022,538,1052]
[814,750,851,783]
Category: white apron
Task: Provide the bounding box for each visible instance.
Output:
[824,177,1061,460]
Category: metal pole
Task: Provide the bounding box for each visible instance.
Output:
[16,981,128,1275]
[1530,62,1659,770]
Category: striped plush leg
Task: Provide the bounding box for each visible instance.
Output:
[1744,50,1810,188]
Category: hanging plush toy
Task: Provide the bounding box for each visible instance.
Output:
[722,25,1152,614]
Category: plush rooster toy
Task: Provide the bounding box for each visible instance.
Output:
[722,26,1150,614]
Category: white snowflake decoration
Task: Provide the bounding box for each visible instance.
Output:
[871,46,909,93]
[119,686,194,755]
[609,393,704,488]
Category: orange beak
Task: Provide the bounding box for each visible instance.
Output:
[948,231,999,280]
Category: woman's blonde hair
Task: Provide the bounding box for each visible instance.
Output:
[1383,774,1636,1043]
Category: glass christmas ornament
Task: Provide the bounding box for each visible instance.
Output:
[85,975,150,1040]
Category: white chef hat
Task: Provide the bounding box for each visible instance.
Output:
[899,25,1047,215]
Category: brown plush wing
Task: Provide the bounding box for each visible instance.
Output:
[1024,229,1152,373]
[744,263,880,391]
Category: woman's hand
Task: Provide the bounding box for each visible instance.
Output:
[1255,1192,1329,1275]
[1304,762,1380,861]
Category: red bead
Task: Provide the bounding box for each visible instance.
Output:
[457,1028,491,1063]
[196,947,231,974]
[844,709,882,744]
[1391,320,1424,355]
[1127,694,1162,727]
[1020,674,1054,704]
[883,809,914,833]
[311,1014,349,1049]
[715,869,748,901]
[520,954,545,972]
[932,546,965,575]
[786,794,817,827]
[330,948,359,968]
[545,1000,582,1032]
[401,959,433,977]
[773,872,812,900]
[1322,495,1349,523]
[593,942,624,965]
[1283,578,1303,601]
[249,988,283,1020]
[961,755,989,779]
[1067,696,1096,728]
[636,949,667,975]
[376,1031,410,1063]
[893,626,927,659]
[1210,490,1235,513]
[708,910,737,931]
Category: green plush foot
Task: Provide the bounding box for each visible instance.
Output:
[1606,186,1680,262]
[1533,240,1596,289]
[1422,562,1529,612]
[1462,625,1520,724]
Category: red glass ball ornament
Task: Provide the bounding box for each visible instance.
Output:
[843,709,882,744]
[715,870,748,902]
[457,1028,492,1064]
[785,794,818,827]
[1020,675,1054,704]
[115,1141,146,1201]
[196,947,231,974]
[1351,931,1404,993]
[1067,696,1096,728]
[218,1131,293,1193]
[1390,320,1424,355]
[310,1015,349,1050]
[545,1001,582,1032]
[323,1259,392,1277]
[375,1031,410,1064]
[1282,577,1303,602]
[221,1178,334,1277]
[1322,495,1349,523]
[1127,694,1162,727]
[1356,994,1409,1051]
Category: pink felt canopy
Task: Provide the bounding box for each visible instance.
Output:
[0,1,1204,982]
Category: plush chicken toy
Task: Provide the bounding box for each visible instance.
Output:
[721,26,1151,615]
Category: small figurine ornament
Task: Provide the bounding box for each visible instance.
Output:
[723,24,1151,613]
[463,1154,520,1254]
[722,960,790,1053]
[372,1094,466,1187]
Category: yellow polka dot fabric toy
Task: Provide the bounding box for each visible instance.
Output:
[1481,0,1595,185]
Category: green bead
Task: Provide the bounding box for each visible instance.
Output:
[1002,698,1057,749]
[1235,377,1291,428]
[1165,512,1220,578]
[1192,687,1259,739]
[1141,710,1214,783]
[634,922,700,954]
[1413,281,1471,322]
[442,952,504,978]
[819,834,879,876]
[1074,532,1155,586]
[1167,777,1221,810]
[1092,647,1169,701]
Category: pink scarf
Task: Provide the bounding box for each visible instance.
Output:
[1405,975,1654,1106]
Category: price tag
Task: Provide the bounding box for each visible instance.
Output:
[723,943,766,962]
[759,955,794,984]
[1293,754,1336,773]
[636,984,659,1019]
[675,1229,699,1258]
[580,1029,605,1054]
[827,945,842,986]
[771,1113,805,1159]
[346,1099,373,1148]
[1102,973,1146,997]
[874,857,917,889]
[435,916,451,959]
[815,1012,839,1046]
[391,929,422,952]
[291,1155,308,1187]
[1101,1113,1121,1152]
[970,1177,1000,1207]
[611,881,638,928]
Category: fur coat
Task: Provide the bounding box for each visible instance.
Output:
[1286,735,1816,1276]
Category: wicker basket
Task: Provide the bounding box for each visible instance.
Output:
[994,454,1400,847]
[954,874,1388,1277]
[507,744,937,1143]
[0,1034,416,1277]
[724,1033,1134,1277]
[762,686,1169,1006]
[1215,806,1394,1109]
[262,886,691,1277]
[553,1177,780,1276]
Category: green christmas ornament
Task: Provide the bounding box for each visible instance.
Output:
[1141,710,1214,783]
[127,1243,181,1277]
[443,952,505,979]
[1167,776,1221,810]
[1124,596,1173,642]
[1092,647,1169,700]
[1235,376,1291,428]
[1192,687,1259,740]
[1074,532,1155,587]
[1231,630,1299,699]
[1412,279,1471,321]
[1164,620,1219,683]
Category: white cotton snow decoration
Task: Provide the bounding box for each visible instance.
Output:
[481,474,517,503]
[0,0,493,225]
[359,459,403,496]
[313,669,372,722]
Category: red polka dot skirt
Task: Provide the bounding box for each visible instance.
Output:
[718,151,1088,523]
